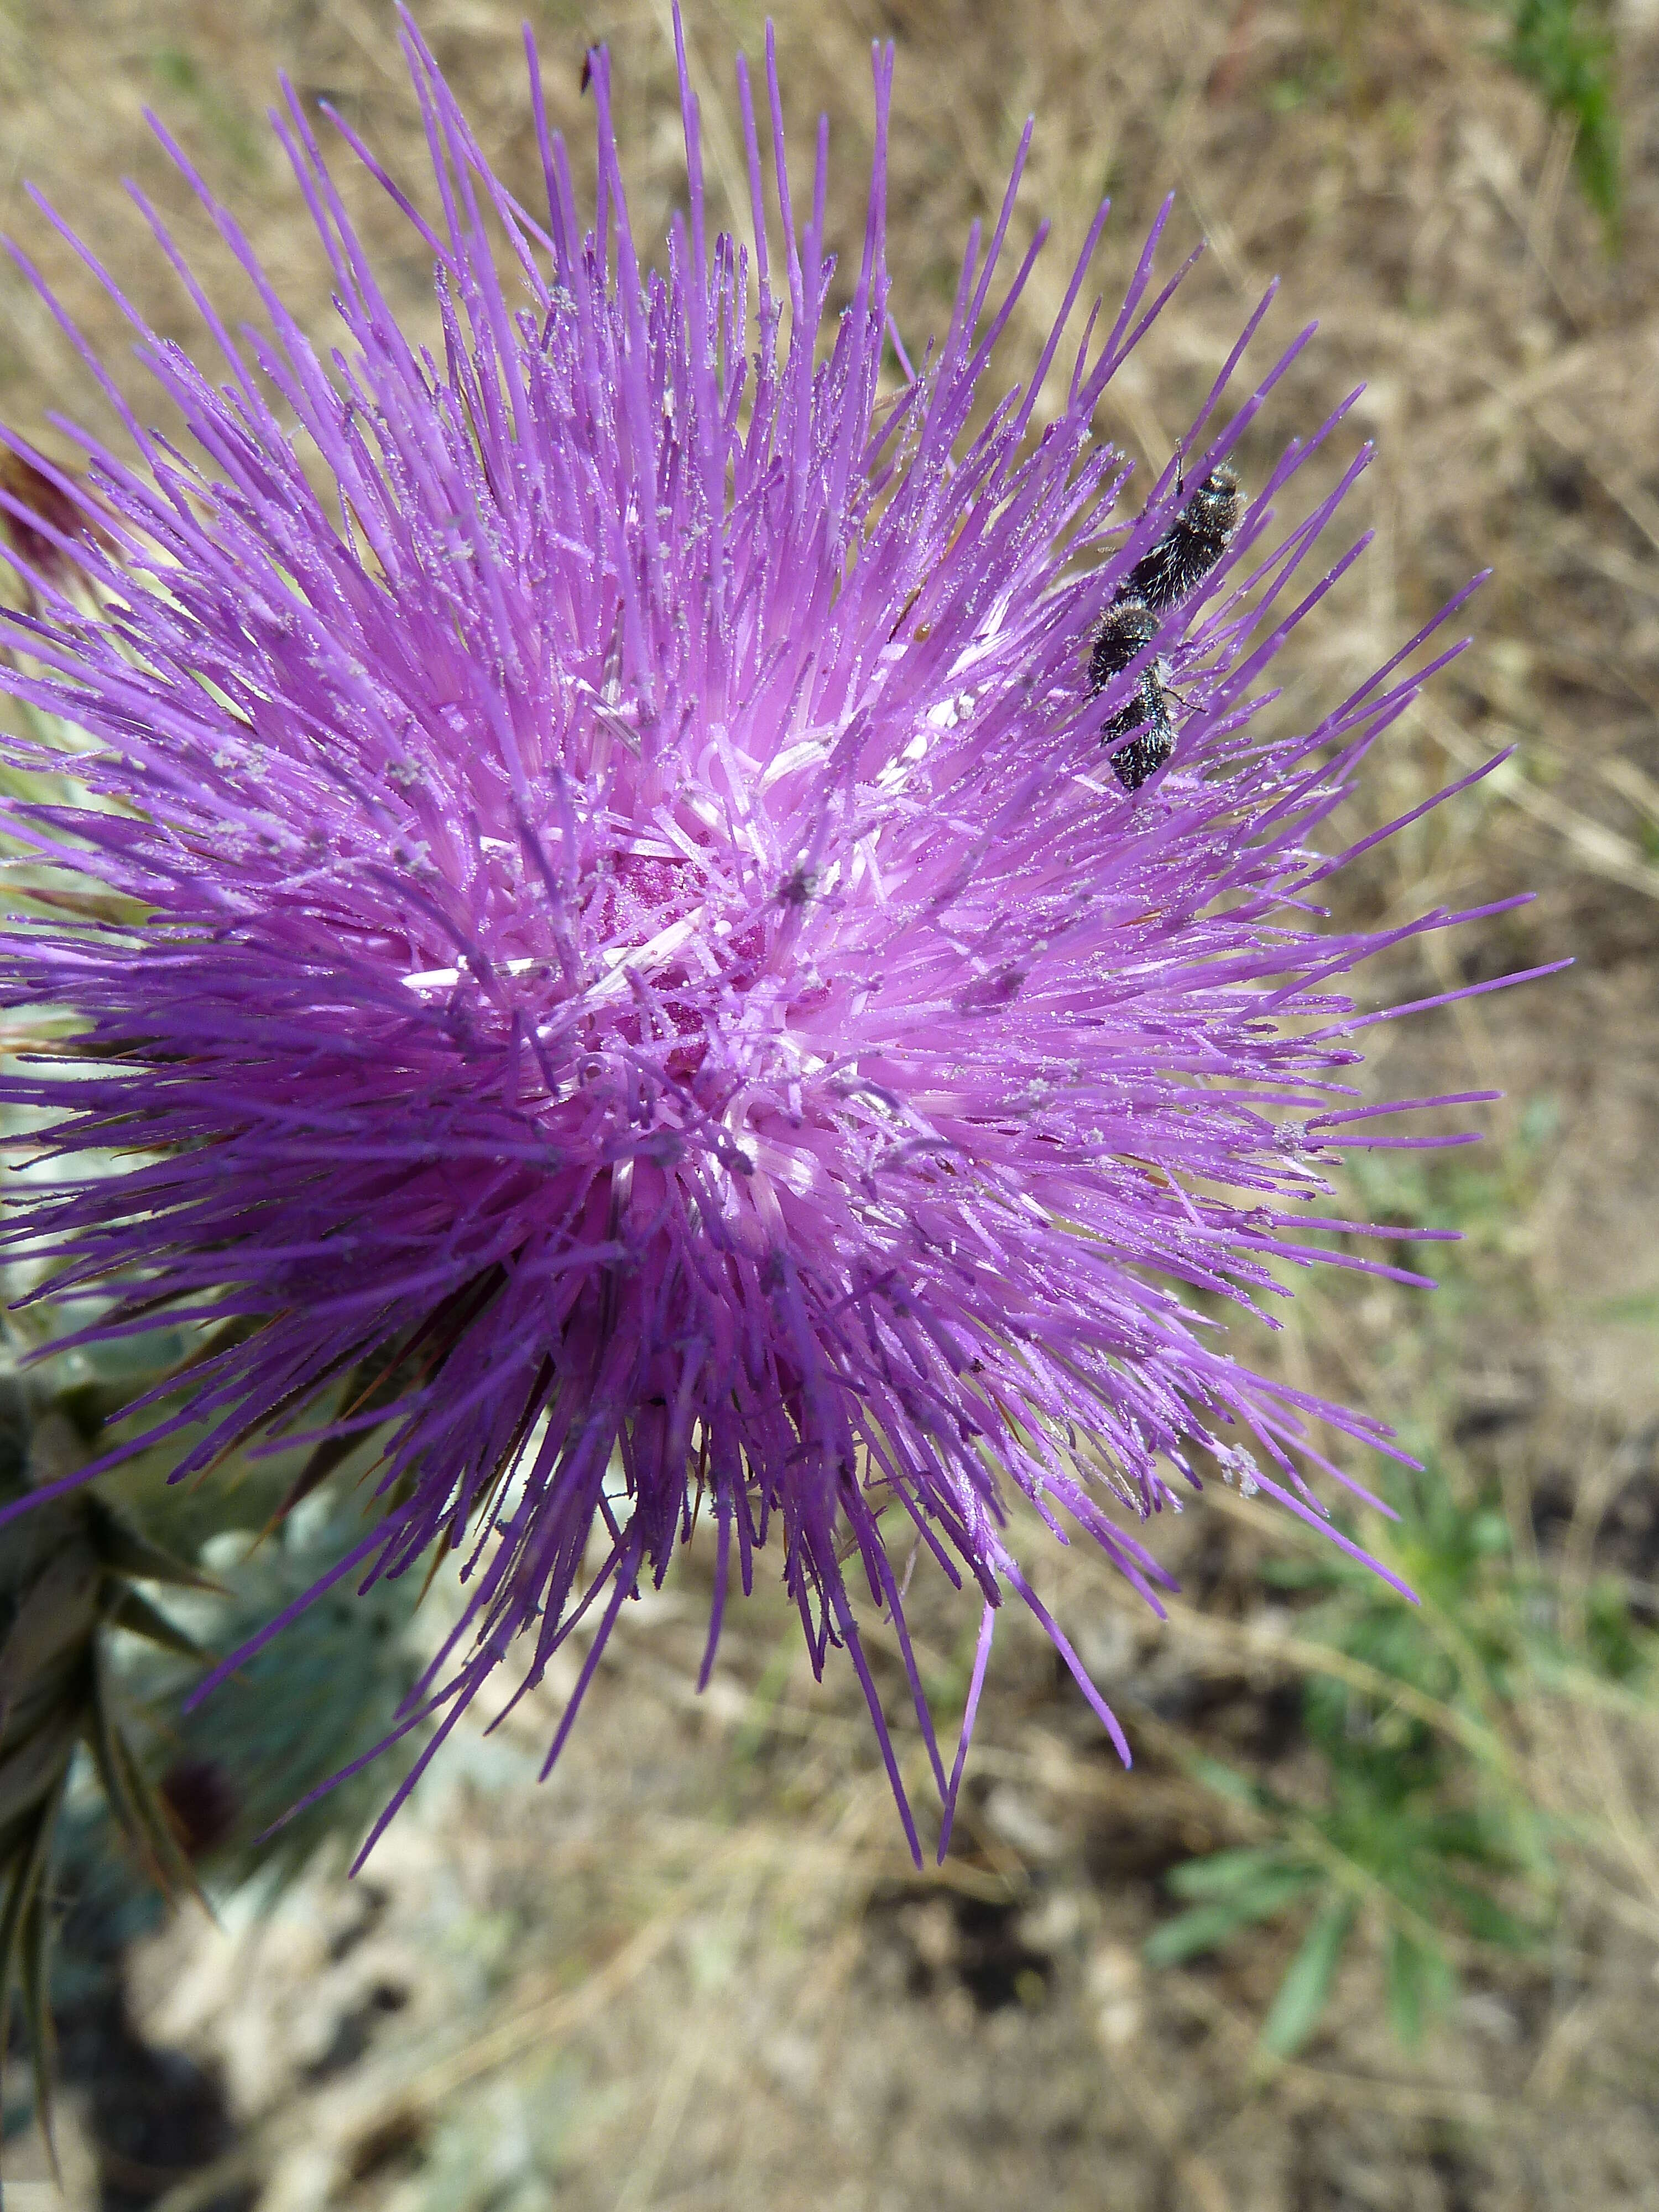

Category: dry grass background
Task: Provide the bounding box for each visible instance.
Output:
[2,0,1659,2207]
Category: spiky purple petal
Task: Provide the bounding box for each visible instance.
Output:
[0,9,1547,1860]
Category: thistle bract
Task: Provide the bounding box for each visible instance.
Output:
[0,11,1547,1861]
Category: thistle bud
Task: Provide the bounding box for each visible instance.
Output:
[0,444,117,622]
[0,1378,207,2127]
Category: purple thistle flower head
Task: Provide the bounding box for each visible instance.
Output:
[0,10,1557,1864]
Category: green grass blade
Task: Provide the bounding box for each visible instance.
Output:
[1145,1871,1321,1968]
[1259,1895,1358,2059]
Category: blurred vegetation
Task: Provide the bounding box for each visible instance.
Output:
[1145,1120,1657,2058]
[1151,1456,1617,2058]
[1281,0,1621,241]
[1491,0,1622,238]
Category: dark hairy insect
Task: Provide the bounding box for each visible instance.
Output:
[1089,460,1242,792]
[1088,598,1174,792]
[1119,461,1241,615]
